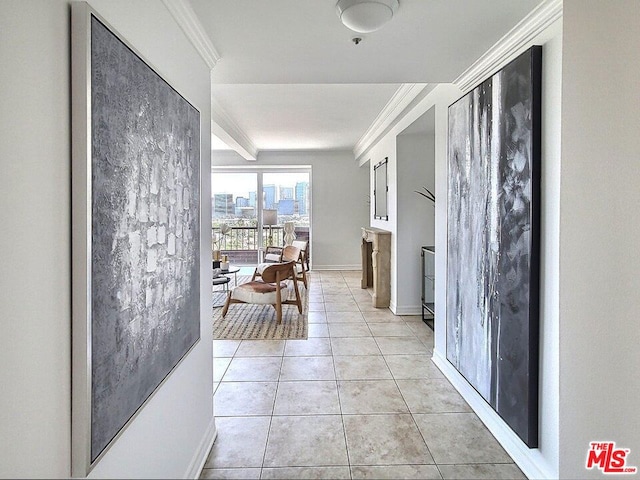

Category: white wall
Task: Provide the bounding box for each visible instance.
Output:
[559,1,640,477]
[396,131,435,314]
[536,24,562,480]
[363,20,563,479]
[0,1,215,477]
[436,25,562,478]
[366,109,437,316]
[0,2,72,476]
[212,150,369,269]
[365,81,461,367]
[368,136,398,304]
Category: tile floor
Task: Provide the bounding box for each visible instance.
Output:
[202,271,526,480]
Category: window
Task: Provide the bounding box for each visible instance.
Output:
[211,168,311,265]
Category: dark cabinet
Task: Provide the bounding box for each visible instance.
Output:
[421,246,435,330]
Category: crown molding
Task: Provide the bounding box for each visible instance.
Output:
[353,83,429,162]
[163,0,254,159]
[162,0,221,70]
[453,0,562,93]
[211,97,258,161]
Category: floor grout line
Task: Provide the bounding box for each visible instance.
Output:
[257,346,285,474]
[209,272,522,479]
[329,274,354,479]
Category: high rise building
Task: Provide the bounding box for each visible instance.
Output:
[278,199,295,215]
[213,193,234,218]
[248,191,256,207]
[280,186,294,200]
[295,181,309,215]
[235,196,249,216]
[263,184,276,209]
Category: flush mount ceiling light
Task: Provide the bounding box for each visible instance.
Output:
[336,0,399,33]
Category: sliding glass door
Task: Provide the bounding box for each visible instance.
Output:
[211,172,259,264]
[262,172,310,248]
[211,168,311,265]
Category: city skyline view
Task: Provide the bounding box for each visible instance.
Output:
[210,172,309,199]
[211,172,310,226]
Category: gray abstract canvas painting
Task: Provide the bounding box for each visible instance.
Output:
[446,46,541,447]
[90,16,200,460]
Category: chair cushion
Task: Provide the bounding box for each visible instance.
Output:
[264,253,281,262]
[257,262,300,276]
[256,262,285,275]
[255,263,270,275]
[231,281,287,304]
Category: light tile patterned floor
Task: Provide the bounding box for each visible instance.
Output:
[202,271,526,480]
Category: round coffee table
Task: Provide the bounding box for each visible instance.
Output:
[220,266,241,286]
[212,275,231,289]
[212,275,231,308]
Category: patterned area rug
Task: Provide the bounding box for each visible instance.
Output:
[213,275,308,340]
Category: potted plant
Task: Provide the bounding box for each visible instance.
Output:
[414,187,435,204]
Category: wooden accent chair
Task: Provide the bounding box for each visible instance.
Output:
[263,245,285,263]
[254,245,308,288]
[291,240,309,286]
[292,240,310,271]
[257,243,308,288]
[222,261,302,324]
[253,245,300,281]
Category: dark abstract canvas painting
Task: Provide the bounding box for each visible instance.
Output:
[90,16,200,461]
[446,46,541,447]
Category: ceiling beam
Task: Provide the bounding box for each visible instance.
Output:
[164,0,257,160]
[211,97,258,161]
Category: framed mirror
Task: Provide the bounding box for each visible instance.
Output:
[374,157,388,220]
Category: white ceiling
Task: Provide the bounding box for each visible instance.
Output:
[211,84,401,151]
[188,0,544,154]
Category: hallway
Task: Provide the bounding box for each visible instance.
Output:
[202,271,525,479]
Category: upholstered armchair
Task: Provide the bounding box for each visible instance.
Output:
[292,240,309,271]
[253,245,299,279]
[222,261,302,324]
[263,245,285,263]
[253,245,307,288]
[291,240,309,286]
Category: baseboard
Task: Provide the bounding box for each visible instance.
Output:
[431,351,557,480]
[185,417,217,479]
[390,303,422,316]
[311,264,360,271]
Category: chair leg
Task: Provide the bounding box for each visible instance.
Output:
[275,271,283,324]
[221,291,231,317]
[291,271,302,313]
[275,291,283,324]
[275,301,282,324]
[251,268,259,281]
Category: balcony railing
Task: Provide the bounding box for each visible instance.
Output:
[212,225,309,265]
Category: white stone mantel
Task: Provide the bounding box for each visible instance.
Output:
[361,227,391,308]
